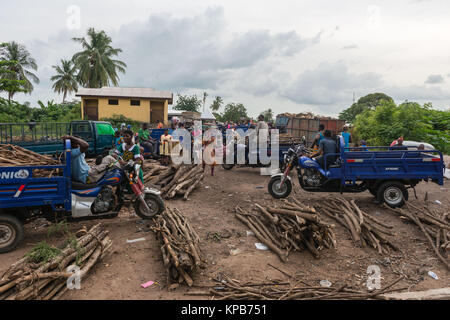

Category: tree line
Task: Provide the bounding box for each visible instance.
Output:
[339,93,450,154]
[0,28,126,102]
[173,92,274,123]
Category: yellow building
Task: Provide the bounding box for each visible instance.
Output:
[75,87,173,124]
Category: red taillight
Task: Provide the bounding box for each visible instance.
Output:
[347,159,363,163]
[423,158,440,162]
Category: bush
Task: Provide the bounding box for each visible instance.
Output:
[99,114,142,132]
[0,97,81,123]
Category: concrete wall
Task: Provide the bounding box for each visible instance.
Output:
[98,98,151,123]
[80,97,169,123]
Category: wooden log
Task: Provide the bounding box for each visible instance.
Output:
[235,213,288,262]
[267,207,319,223]
[183,173,204,201]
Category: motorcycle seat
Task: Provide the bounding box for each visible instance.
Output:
[71,180,98,190]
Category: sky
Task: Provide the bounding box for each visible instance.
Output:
[1,0,450,118]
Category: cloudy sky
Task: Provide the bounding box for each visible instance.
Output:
[1,0,450,117]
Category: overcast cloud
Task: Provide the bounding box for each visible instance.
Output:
[1,0,449,117]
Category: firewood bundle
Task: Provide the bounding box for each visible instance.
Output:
[0,144,60,178]
[143,162,205,200]
[0,224,112,300]
[235,198,336,262]
[151,207,203,287]
[384,203,450,270]
[318,197,398,254]
[197,275,404,300]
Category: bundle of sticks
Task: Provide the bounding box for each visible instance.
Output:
[235,198,336,262]
[0,144,60,178]
[0,224,112,300]
[151,207,203,287]
[384,203,450,270]
[143,162,204,200]
[189,275,405,300]
[317,197,398,254]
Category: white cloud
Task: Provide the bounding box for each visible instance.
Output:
[425,74,445,84]
[282,61,382,110]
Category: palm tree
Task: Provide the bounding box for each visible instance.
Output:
[51,59,78,102]
[0,42,39,100]
[72,28,126,88]
[210,96,223,112]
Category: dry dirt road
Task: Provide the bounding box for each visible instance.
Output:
[1,166,449,299]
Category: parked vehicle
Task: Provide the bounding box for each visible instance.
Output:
[268,140,445,208]
[0,140,164,253]
[0,120,115,157]
[221,142,297,172]
[275,114,346,145]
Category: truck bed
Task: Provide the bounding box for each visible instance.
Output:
[328,148,445,185]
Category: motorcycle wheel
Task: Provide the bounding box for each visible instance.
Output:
[268,176,292,199]
[134,194,165,219]
[222,163,234,170]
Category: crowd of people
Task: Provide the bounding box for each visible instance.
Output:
[66,114,424,185]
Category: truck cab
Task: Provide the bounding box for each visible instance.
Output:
[0,120,115,157]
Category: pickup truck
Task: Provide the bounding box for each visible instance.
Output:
[0,120,115,157]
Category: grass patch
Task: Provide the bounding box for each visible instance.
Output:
[25,241,61,264]
[46,220,69,238]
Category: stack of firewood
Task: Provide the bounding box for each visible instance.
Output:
[384,203,450,270]
[317,197,398,254]
[0,144,60,178]
[235,198,336,262]
[143,162,204,200]
[0,224,112,300]
[194,275,405,300]
[151,207,203,287]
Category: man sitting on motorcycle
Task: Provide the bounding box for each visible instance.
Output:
[62,135,116,184]
[311,129,337,169]
[114,129,145,183]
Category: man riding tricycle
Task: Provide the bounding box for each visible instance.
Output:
[0,135,164,253]
[268,131,445,208]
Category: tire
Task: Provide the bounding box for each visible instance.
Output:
[134,194,165,219]
[376,181,408,208]
[268,176,292,199]
[222,163,234,170]
[0,214,24,254]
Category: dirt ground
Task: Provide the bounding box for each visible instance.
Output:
[1,166,449,300]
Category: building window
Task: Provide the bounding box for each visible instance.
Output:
[130,100,140,106]
[108,99,119,105]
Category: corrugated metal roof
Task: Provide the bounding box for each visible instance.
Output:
[76,86,173,103]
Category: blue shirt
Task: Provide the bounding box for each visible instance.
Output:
[71,147,90,183]
[318,131,324,143]
[341,132,351,148]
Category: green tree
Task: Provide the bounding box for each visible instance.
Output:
[72,28,127,88]
[261,108,274,122]
[220,103,249,123]
[174,93,202,112]
[210,96,223,112]
[0,60,26,96]
[51,59,78,102]
[0,42,39,100]
[353,100,450,153]
[339,93,394,123]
